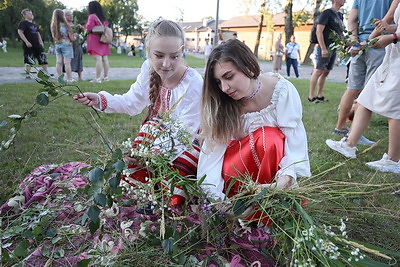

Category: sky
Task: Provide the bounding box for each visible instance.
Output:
[60,0,284,22]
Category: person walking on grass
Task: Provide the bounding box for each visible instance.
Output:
[326,0,400,174]
[17,9,49,78]
[308,0,345,103]
[330,0,392,146]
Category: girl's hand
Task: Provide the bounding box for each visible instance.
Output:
[374,19,389,33]
[73,93,100,107]
[257,175,294,190]
[370,35,393,49]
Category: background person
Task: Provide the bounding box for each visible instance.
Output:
[64,9,84,81]
[272,33,284,73]
[17,9,49,78]
[50,9,76,83]
[285,35,301,79]
[308,0,345,103]
[326,0,400,174]
[86,0,111,83]
[331,0,391,146]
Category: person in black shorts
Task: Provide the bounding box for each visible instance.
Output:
[17,9,49,78]
[308,0,345,103]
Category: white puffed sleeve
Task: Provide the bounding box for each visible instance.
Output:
[197,142,227,200]
[98,60,151,116]
[170,69,203,134]
[275,80,311,179]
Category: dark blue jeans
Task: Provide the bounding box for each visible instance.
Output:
[286,58,299,78]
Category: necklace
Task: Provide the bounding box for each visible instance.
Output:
[242,78,261,101]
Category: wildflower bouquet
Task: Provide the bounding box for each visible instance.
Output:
[225,175,400,266]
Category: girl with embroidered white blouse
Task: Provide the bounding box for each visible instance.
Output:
[198,39,311,206]
[74,20,203,206]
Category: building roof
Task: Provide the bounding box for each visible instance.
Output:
[181,19,225,32]
[219,12,312,28]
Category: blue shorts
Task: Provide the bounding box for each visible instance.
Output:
[55,42,74,58]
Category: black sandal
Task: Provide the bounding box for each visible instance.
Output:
[308,97,320,103]
[316,96,328,102]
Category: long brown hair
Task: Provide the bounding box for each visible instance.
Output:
[201,39,260,145]
[50,9,72,43]
[143,20,185,122]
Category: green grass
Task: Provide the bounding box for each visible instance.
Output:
[0,77,399,261]
[0,43,206,68]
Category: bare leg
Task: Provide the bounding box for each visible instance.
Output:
[64,58,72,80]
[309,69,323,99]
[336,89,361,130]
[387,118,400,161]
[78,71,83,80]
[56,56,63,77]
[316,70,330,98]
[346,105,373,147]
[93,55,102,79]
[41,64,49,72]
[102,55,109,78]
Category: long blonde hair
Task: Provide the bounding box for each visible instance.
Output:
[143,20,185,122]
[50,9,72,43]
[201,39,260,145]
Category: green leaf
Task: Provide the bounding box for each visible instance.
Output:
[45,228,57,237]
[162,238,174,254]
[41,246,51,257]
[197,174,207,186]
[58,74,66,85]
[112,148,123,159]
[94,193,107,207]
[52,236,62,244]
[33,226,43,236]
[232,199,249,217]
[77,259,91,267]
[37,69,49,81]
[246,188,269,206]
[36,92,49,106]
[87,205,101,222]
[89,218,100,234]
[14,240,30,257]
[109,176,120,192]
[112,160,125,172]
[88,168,104,183]
[21,230,34,238]
[0,120,7,127]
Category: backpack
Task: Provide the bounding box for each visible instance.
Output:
[310,8,337,44]
[100,27,113,44]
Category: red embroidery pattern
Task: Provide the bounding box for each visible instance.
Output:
[99,93,107,111]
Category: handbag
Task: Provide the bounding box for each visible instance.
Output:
[92,25,105,34]
[276,51,284,56]
[100,26,113,44]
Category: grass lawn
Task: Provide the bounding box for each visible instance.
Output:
[0,43,206,68]
[0,48,399,262]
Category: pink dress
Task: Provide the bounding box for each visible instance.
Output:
[85,14,111,56]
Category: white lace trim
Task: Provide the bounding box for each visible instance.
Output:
[240,73,287,135]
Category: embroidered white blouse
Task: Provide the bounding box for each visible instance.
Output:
[96,60,203,135]
[197,73,311,199]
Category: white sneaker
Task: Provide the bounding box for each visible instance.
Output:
[66,78,76,83]
[326,138,357,159]
[90,78,102,83]
[357,135,376,146]
[365,153,400,173]
[103,77,110,82]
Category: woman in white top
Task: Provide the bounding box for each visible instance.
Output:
[198,39,310,207]
[75,20,203,205]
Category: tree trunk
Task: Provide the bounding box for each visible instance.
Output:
[254,1,266,58]
[303,0,323,65]
[284,0,293,45]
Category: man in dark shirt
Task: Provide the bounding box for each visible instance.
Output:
[17,9,49,77]
[308,0,345,103]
